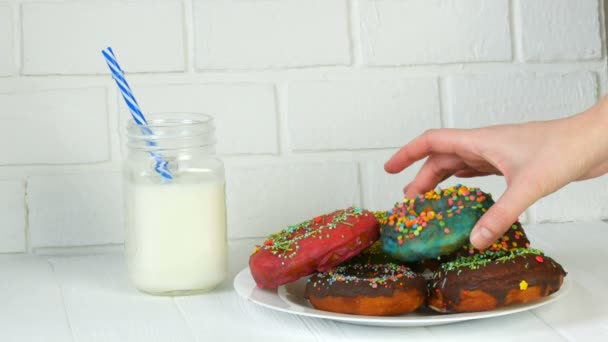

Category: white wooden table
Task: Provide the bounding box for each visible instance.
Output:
[2,221,608,342]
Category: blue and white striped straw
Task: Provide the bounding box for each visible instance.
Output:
[101,47,172,180]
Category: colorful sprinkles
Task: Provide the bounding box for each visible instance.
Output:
[460,221,531,255]
[377,184,490,244]
[308,263,417,290]
[252,207,367,259]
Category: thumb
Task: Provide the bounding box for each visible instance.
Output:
[469,183,536,249]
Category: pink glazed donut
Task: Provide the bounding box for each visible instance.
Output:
[249,207,379,289]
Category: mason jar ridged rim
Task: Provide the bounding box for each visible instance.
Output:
[126,112,216,150]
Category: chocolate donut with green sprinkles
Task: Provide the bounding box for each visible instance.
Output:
[428,248,567,313]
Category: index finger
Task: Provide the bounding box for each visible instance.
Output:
[384,128,468,174]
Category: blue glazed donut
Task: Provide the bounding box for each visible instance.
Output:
[377,185,494,262]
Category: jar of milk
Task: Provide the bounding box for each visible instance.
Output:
[124,113,227,295]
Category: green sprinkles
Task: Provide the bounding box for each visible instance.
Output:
[254,207,367,259]
[439,248,544,273]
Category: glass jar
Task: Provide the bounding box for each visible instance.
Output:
[123,113,227,295]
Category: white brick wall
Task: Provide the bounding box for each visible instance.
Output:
[359,0,512,65]
[0,0,606,252]
[535,178,608,222]
[117,83,278,155]
[446,72,598,128]
[360,156,424,211]
[28,172,124,248]
[0,180,26,252]
[22,1,185,74]
[288,79,440,150]
[0,88,110,164]
[519,0,602,62]
[0,3,15,76]
[193,0,350,69]
[225,161,360,238]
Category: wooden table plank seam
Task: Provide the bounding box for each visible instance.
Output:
[172,298,200,342]
[294,316,328,342]
[294,314,344,342]
[528,310,571,342]
[45,258,77,342]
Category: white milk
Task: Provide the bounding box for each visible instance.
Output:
[125,180,227,294]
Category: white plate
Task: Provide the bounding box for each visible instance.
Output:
[233,267,571,327]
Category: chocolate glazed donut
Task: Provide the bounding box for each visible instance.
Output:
[304,263,426,316]
[428,248,567,313]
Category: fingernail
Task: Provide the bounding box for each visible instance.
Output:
[470,226,493,247]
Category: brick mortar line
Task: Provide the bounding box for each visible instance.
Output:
[275,82,292,156]
[106,84,123,163]
[592,70,601,100]
[33,243,124,256]
[30,239,280,256]
[7,61,607,83]
[0,152,399,175]
[102,87,117,163]
[526,204,538,224]
[182,0,196,74]
[12,0,21,77]
[600,0,607,59]
[437,77,449,129]
[509,0,523,62]
[23,177,30,253]
[356,162,365,208]
[347,0,363,67]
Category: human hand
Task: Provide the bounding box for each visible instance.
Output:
[384,97,608,249]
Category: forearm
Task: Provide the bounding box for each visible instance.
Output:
[566,96,608,180]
